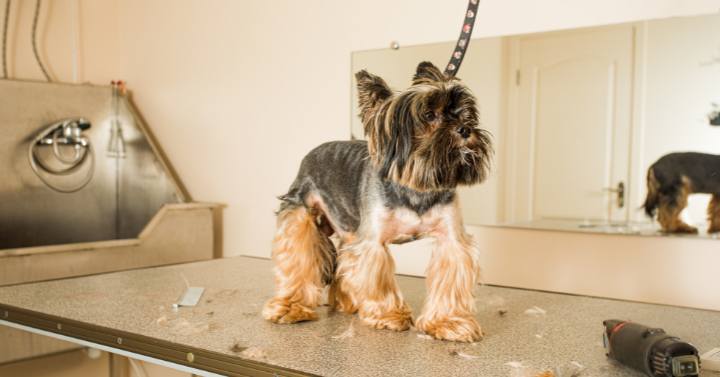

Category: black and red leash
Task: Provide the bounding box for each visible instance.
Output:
[444,0,480,77]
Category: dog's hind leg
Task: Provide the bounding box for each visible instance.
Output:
[708,194,720,234]
[263,205,335,324]
[643,168,661,218]
[334,240,412,331]
[657,178,697,234]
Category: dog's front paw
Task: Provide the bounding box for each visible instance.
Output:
[262,298,318,324]
[416,315,483,342]
[331,285,358,315]
[360,304,413,331]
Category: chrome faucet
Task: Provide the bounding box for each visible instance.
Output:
[36,118,91,148]
[29,117,94,193]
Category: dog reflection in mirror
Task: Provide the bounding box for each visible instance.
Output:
[262,61,492,342]
[643,152,720,234]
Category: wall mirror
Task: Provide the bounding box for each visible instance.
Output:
[351,12,720,238]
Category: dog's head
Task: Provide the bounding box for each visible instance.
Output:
[355,61,492,191]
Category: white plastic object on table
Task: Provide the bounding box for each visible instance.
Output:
[172,287,205,309]
[701,348,720,372]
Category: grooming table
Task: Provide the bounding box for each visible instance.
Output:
[1,257,719,377]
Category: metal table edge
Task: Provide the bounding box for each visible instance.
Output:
[0,303,317,377]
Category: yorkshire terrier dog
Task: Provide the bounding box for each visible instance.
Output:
[644,152,720,234]
[262,62,492,342]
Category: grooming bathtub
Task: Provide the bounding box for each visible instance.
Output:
[0,79,223,364]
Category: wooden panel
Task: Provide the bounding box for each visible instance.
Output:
[471,225,720,311]
[0,349,109,376]
[109,354,129,377]
[0,327,78,364]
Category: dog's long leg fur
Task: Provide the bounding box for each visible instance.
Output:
[262,205,335,324]
[708,194,720,234]
[335,240,413,331]
[416,201,482,342]
[657,178,697,234]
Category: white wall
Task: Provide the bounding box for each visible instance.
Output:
[3,0,119,84]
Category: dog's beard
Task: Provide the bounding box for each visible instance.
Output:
[368,101,492,192]
[395,126,491,191]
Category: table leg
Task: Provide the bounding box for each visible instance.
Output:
[109,353,129,377]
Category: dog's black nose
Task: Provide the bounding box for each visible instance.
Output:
[457,126,471,139]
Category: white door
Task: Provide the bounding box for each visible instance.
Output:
[508,24,634,223]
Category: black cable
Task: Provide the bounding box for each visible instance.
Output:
[31,0,51,81]
[2,0,10,79]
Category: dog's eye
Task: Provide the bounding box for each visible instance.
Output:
[424,111,436,122]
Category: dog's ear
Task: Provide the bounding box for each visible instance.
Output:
[412,61,446,85]
[355,70,392,157]
[375,94,415,184]
[356,70,392,121]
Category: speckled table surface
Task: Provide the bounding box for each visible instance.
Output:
[0,256,719,377]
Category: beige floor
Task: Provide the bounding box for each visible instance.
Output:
[0,349,189,377]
